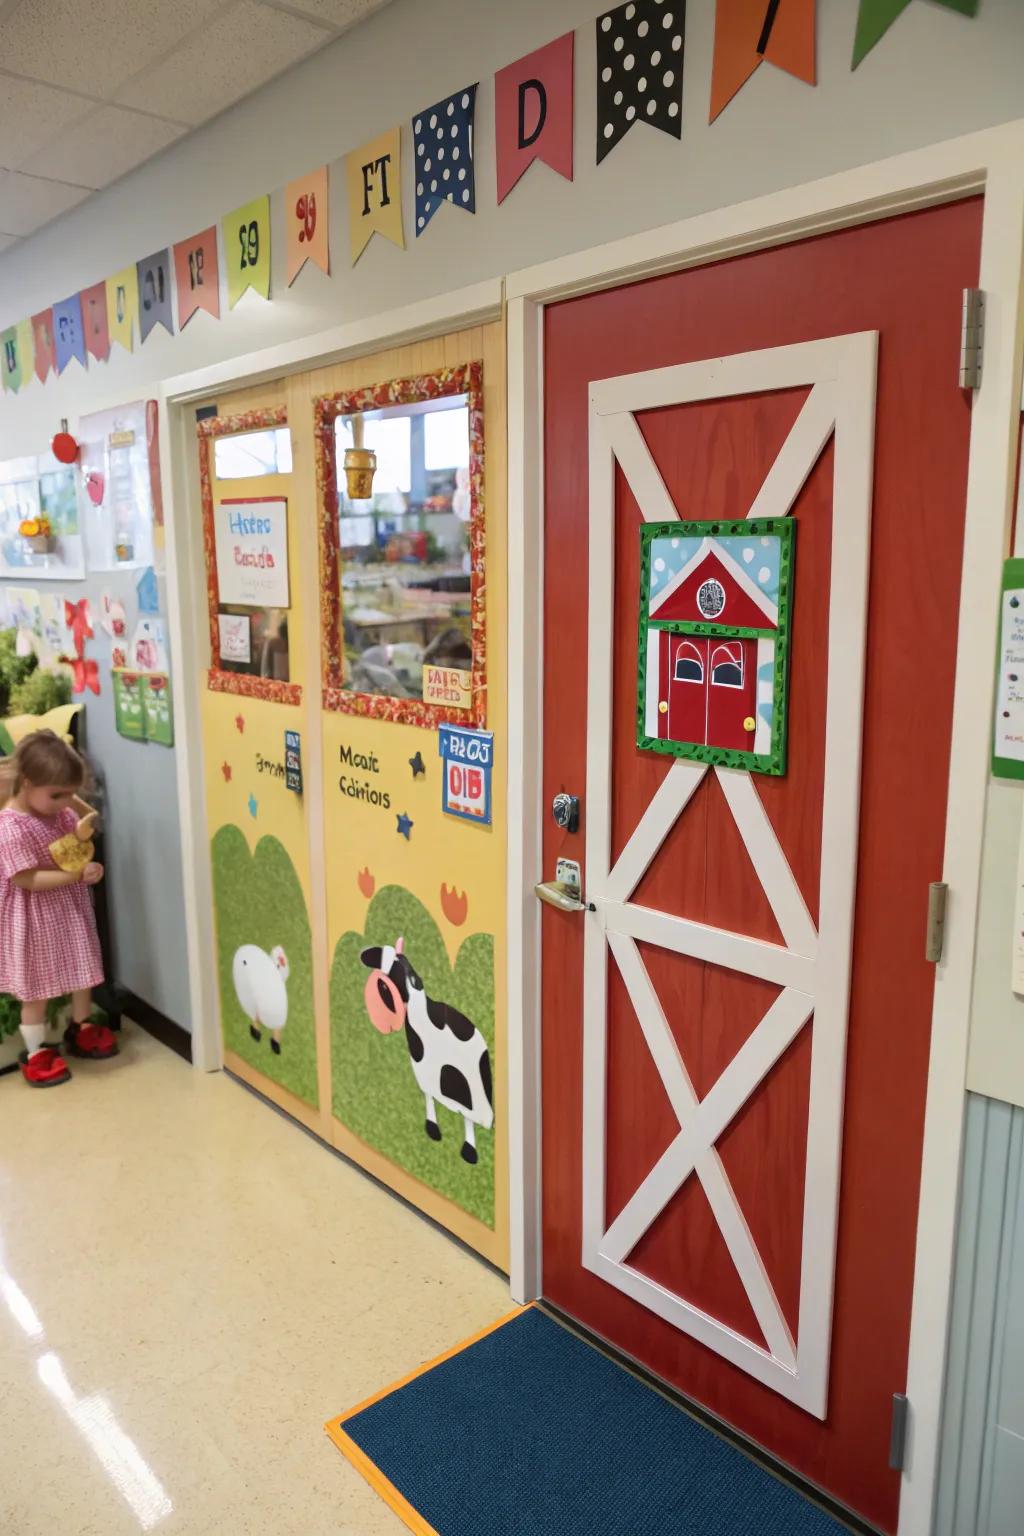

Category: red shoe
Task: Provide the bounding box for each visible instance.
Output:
[20,1047,72,1087]
[63,1021,119,1060]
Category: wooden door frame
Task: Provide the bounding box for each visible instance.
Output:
[505,121,1024,1536]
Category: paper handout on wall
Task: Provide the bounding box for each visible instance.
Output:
[106,267,139,354]
[637,518,795,775]
[80,281,111,361]
[31,311,55,383]
[596,0,685,163]
[173,228,221,327]
[137,250,174,342]
[52,295,87,373]
[495,32,575,204]
[347,128,404,265]
[224,196,271,307]
[853,0,977,68]
[710,0,816,122]
[214,497,289,608]
[413,85,478,236]
[286,166,329,284]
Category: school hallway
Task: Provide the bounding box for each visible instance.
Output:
[0,1026,506,1535]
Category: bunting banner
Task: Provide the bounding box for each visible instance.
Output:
[224,196,271,307]
[16,320,33,389]
[31,310,55,383]
[1,326,22,393]
[137,249,174,342]
[53,294,87,373]
[710,0,816,121]
[495,32,575,204]
[286,166,329,284]
[106,266,139,353]
[173,227,221,328]
[80,280,111,361]
[413,85,477,236]
[596,0,685,164]
[853,0,977,67]
[347,127,404,265]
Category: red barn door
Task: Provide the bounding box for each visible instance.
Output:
[540,201,980,1530]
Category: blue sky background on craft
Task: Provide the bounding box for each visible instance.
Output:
[649,533,782,606]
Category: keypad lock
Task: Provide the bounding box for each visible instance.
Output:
[552,792,580,834]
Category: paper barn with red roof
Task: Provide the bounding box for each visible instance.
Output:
[637,518,795,775]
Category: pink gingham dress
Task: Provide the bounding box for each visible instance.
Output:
[0,807,104,1002]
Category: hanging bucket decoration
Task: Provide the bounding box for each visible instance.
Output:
[343,447,377,500]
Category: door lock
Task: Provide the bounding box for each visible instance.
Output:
[552,792,580,833]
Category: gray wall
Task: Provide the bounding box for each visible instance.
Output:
[938,1093,1024,1536]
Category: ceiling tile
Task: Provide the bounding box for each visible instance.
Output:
[19,105,186,190]
[0,233,21,253]
[262,0,389,28]
[116,2,329,125]
[0,75,94,168]
[0,169,90,236]
[0,0,228,99]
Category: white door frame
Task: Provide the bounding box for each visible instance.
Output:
[505,119,1024,1536]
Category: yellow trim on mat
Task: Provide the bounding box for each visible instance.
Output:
[324,1305,532,1536]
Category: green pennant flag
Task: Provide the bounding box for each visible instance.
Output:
[1,325,23,393]
[853,0,978,67]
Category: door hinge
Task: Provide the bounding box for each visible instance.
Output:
[960,288,984,389]
[926,882,948,964]
[889,1393,909,1472]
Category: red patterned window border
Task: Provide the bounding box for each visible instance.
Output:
[197,405,302,705]
[314,362,486,730]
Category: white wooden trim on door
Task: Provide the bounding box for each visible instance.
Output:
[506,120,1024,1534]
[582,335,876,1418]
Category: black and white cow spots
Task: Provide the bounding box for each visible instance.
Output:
[361,939,493,1165]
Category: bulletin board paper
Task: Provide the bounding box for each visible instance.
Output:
[214,497,289,609]
[219,613,252,664]
[992,557,1024,779]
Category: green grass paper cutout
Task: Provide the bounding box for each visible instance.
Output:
[211,824,318,1107]
[331,885,495,1229]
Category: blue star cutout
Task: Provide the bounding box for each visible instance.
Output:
[248,793,258,819]
[409,751,426,778]
[396,812,413,840]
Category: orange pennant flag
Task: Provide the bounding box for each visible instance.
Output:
[709,0,816,123]
[286,166,329,285]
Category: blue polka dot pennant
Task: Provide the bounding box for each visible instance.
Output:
[412,84,478,237]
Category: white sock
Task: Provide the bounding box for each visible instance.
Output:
[20,1023,46,1058]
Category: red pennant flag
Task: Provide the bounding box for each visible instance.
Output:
[31,309,55,383]
[495,32,574,205]
[173,227,221,328]
[80,281,110,361]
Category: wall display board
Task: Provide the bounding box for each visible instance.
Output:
[77,400,163,573]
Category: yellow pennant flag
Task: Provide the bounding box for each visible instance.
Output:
[223,195,271,307]
[346,126,404,266]
[106,265,139,353]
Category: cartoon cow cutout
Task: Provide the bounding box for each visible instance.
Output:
[233,944,290,1055]
[361,938,493,1164]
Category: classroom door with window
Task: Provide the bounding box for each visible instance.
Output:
[540,199,980,1531]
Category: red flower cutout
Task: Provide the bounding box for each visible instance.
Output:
[440,884,468,926]
[235,714,246,734]
[358,867,375,900]
[221,762,233,783]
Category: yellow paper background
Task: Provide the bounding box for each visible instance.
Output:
[346,126,404,265]
[224,196,272,307]
[106,266,139,353]
[286,166,329,285]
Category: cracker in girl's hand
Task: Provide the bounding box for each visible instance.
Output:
[49,833,94,874]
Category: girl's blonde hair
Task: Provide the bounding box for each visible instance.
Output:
[0,730,86,810]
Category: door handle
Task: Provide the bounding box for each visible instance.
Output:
[534,881,594,914]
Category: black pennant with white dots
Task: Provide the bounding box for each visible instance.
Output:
[413,85,478,237]
[596,0,685,164]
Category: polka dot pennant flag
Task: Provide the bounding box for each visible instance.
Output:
[596,0,686,165]
[413,84,477,237]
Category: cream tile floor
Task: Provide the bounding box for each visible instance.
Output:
[0,1026,511,1535]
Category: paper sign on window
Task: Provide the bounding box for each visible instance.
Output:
[637,518,795,776]
[214,497,289,609]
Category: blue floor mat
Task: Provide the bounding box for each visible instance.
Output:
[329,1307,850,1536]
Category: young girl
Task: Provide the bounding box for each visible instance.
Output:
[0,730,118,1087]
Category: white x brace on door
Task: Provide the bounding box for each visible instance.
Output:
[582,335,878,1417]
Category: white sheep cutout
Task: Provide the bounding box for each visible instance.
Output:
[232,944,290,1056]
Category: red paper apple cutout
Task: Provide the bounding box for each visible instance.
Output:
[52,430,79,464]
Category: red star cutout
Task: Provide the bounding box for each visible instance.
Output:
[221,762,233,783]
[235,714,245,734]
